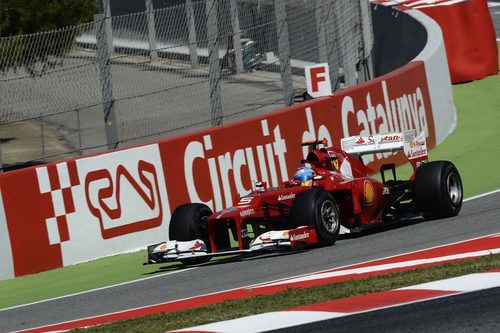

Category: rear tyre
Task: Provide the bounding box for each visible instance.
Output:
[169,203,213,264]
[291,189,340,246]
[414,161,463,219]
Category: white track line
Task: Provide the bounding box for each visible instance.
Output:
[464,188,500,202]
[256,248,500,288]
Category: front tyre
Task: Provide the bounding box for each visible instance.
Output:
[169,203,213,264]
[291,189,340,246]
[414,161,463,219]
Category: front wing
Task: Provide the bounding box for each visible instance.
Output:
[146,226,320,264]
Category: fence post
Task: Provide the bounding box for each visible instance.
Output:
[358,0,374,82]
[145,0,159,61]
[0,137,3,172]
[347,1,360,87]
[274,0,294,106]
[205,0,223,126]
[40,116,46,163]
[324,0,341,91]
[229,0,244,73]
[101,0,114,57]
[95,14,119,150]
[186,0,199,68]
[316,0,327,63]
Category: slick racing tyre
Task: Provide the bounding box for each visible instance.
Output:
[169,203,213,264]
[414,161,463,219]
[291,189,340,246]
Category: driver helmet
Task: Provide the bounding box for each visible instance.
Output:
[293,166,315,185]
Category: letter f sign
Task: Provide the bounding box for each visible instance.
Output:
[305,63,332,98]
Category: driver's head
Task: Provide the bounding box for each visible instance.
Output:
[293,166,315,186]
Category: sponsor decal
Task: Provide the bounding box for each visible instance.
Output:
[189,240,204,250]
[259,234,270,241]
[327,152,340,171]
[407,149,427,159]
[381,134,402,142]
[239,208,255,218]
[290,231,310,241]
[409,140,426,149]
[278,193,296,201]
[363,180,375,205]
[332,159,339,171]
[383,187,390,195]
[406,137,428,160]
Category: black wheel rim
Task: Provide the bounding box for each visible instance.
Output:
[320,200,339,233]
[447,172,462,205]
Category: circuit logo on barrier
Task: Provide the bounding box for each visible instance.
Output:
[84,160,163,239]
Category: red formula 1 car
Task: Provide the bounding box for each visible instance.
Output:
[147,131,463,264]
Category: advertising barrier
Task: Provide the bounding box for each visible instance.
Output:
[0,8,455,280]
[374,0,499,83]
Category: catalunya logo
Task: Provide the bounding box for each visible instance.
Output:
[84,158,163,239]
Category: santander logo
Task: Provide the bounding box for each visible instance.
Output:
[290,231,310,241]
[278,193,296,201]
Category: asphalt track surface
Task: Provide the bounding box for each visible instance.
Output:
[1,191,499,332]
[272,286,500,333]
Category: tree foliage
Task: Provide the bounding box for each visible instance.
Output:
[0,0,98,74]
[0,0,97,37]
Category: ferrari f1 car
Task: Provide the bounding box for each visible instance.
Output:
[147,130,463,265]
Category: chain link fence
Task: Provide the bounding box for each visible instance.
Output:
[0,0,374,170]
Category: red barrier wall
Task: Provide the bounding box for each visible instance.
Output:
[0,61,436,278]
[419,0,498,83]
[374,0,499,83]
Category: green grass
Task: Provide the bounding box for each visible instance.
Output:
[0,251,238,309]
[1,44,498,319]
[0,251,152,309]
[430,67,500,197]
[71,253,500,333]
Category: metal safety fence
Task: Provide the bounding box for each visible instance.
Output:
[0,0,374,170]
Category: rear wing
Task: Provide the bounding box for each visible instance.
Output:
[340,130,428,163]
